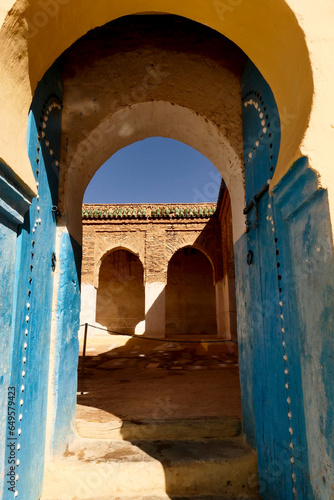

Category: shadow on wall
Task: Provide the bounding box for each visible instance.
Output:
[165,247,217,336]
[96,249,145,334]
[95,247,219,338]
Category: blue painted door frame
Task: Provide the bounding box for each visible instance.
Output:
[2,66,63,500]
[49,230,81,456]
[238,61,313,499]
[0,162,32,497]
[273,157,334,499]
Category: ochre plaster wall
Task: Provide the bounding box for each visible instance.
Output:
[0,1,316,203]
[165,248,217,336]
[217,188,237,338]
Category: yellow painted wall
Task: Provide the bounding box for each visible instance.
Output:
[0,0,333,230]
[287,0,334,228]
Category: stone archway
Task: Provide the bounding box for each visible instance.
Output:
[2,8,334,500]
[43,13,294,481]
[41,17,319,496]
[44,16,248,464]
[0,1,314,197]
[57,16,246,244]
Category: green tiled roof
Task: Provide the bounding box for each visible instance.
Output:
[82,204,217,220]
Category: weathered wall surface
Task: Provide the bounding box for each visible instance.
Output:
[165,248,216,336]
[0,2,315,204]
[82,203,223,287]
[273,158,334,500]
[217,186,237,339]
[59,16,245,164]
[2,66,62,500]
[57,17,246,242]
[0,162,31,497]
[81,200,236,338]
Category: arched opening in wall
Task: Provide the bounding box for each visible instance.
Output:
[96,249,145,335]
[166,247,217,337]
[4,0,323,494]
[73,128,243,500]
[79,135,235,341]
[40,14,269,499]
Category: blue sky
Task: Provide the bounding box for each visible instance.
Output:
[84,137,222,204]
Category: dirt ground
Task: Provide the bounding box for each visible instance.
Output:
[76,335,242,423]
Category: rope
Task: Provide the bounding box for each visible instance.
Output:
[79,323,238,345]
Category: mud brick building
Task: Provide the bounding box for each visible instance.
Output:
[81,188,236,339]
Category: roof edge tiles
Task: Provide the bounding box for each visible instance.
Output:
[82,203,217,220]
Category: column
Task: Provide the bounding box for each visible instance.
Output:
[215,276,237,340]
[145,282,166,338]
[216,279,228,339]
[79,282,97,337]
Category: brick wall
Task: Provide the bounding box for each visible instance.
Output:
[82,202,227,287]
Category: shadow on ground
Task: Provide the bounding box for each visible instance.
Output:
[77,336,241,421]
[60,336,260,499]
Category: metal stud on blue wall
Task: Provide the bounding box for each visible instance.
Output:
[3,66,63,500]
[237,60,313,499]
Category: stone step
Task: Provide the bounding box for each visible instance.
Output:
[80,496,261,500]
[41,437,259,499]
[44,497,261,500]
[76,415,242,441]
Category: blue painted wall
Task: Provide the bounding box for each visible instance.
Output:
[0,221,16,494]
[238,61,313,498]
[2,65,62,500]
[0,159,32,495]
[234,234,257,448]
[273,157,334,499]
[51,232,81,455]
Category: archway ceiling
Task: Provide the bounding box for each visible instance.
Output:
[58,20,246,243]
[60,16,245,190]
